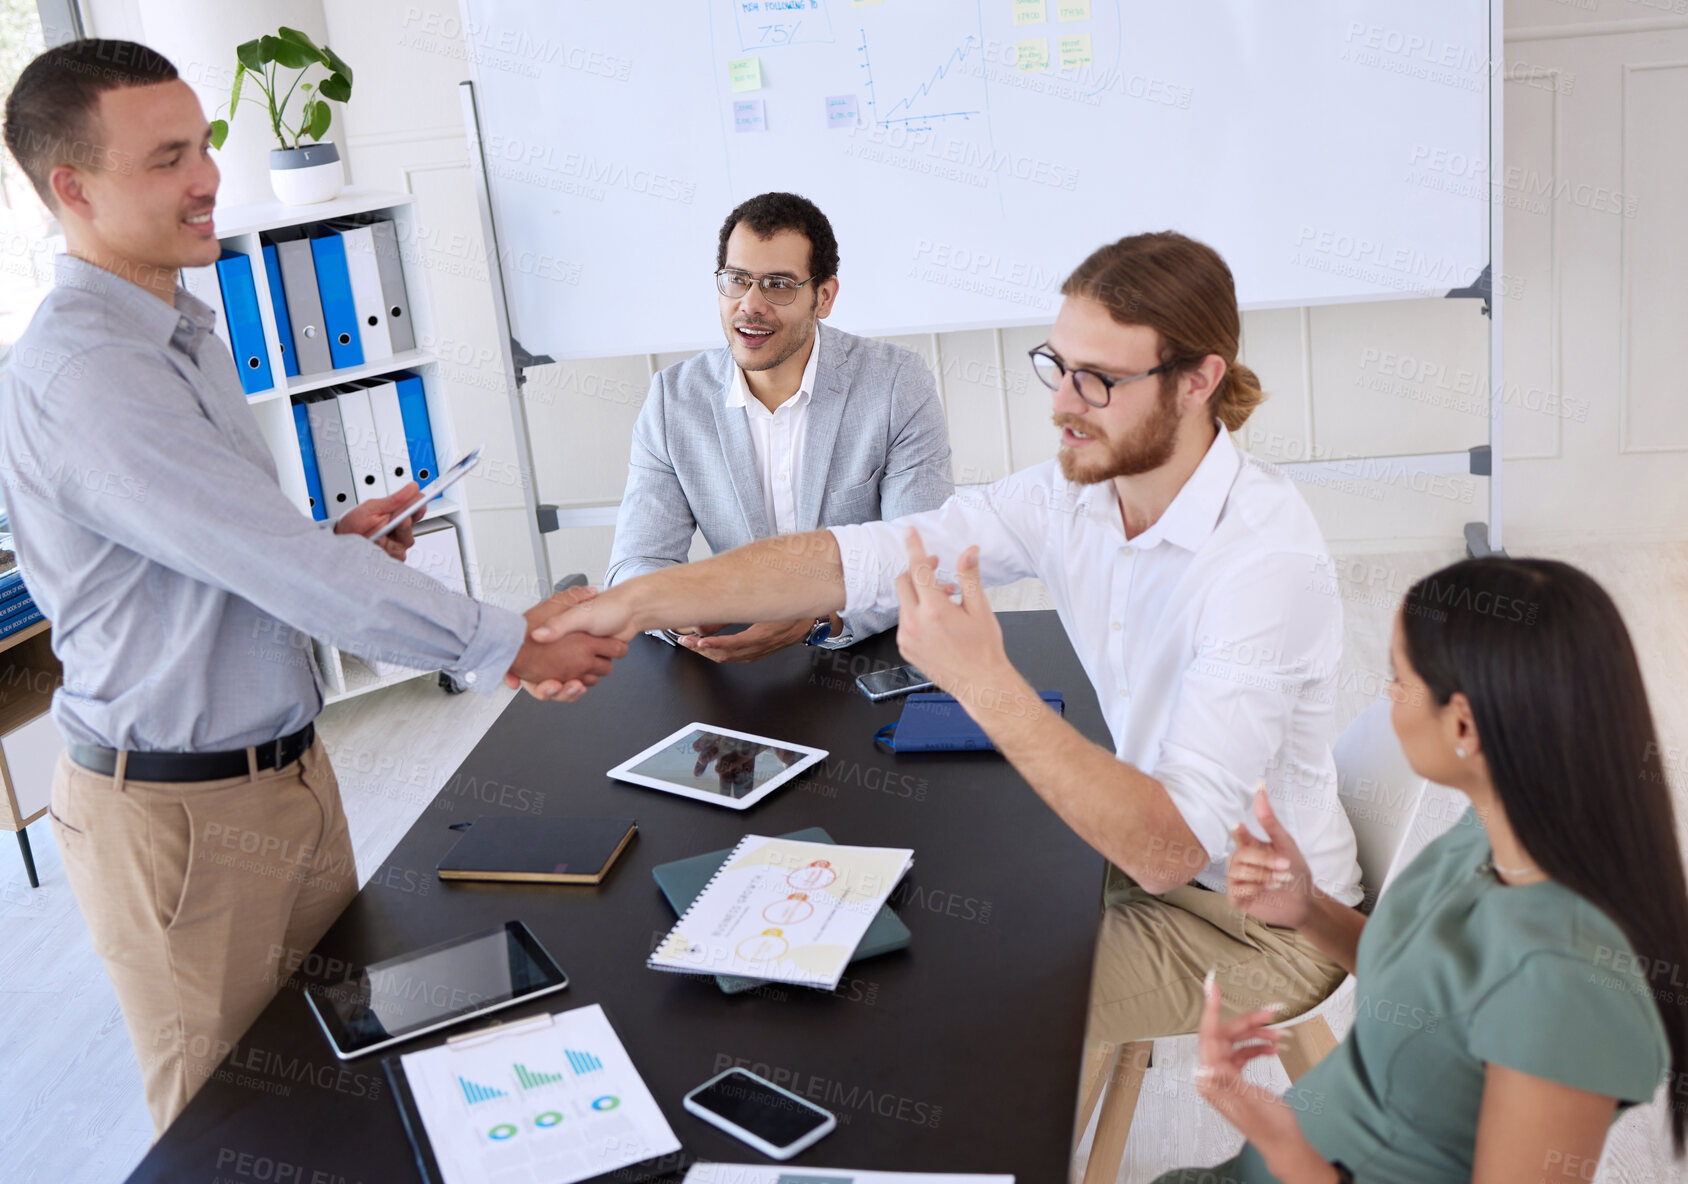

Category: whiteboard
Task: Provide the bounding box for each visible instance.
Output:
[460,1,1490,360]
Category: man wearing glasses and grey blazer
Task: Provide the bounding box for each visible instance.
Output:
[605,192,953,662]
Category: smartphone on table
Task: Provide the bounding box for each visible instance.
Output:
[683,1067,836,1159]
[856,663,935,701]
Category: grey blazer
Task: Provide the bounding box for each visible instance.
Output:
[606,321,954,641]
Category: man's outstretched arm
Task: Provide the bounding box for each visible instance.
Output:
[515,530,848,694]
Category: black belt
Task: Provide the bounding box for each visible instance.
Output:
[69,723,315,783]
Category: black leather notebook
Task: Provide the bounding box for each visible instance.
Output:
[435,816,637,884]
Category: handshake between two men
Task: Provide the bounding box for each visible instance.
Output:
[503,527,1010,713]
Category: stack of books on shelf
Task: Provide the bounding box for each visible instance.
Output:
[0,524,43,641]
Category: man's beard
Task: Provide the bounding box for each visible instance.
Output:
[1055,381,1181,484]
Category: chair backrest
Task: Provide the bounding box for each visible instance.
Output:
[1332,697,1430,910]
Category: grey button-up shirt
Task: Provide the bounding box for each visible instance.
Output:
[0,254,525,752]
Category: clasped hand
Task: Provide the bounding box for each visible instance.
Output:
[504,586,629,702]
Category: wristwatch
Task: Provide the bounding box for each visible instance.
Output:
[803,616,852,649]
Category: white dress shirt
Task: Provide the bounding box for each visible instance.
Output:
[726,332,821,536]
[829,428,1364,903]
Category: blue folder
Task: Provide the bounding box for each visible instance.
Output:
[262,244,298,378]
[214,250,275,396]
[393,372,438,484]
[309,233,366,370]
[292,401,328,521]
[875,691,1065,752]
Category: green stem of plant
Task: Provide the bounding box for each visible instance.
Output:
[266,62,283,146]
[277,69,306,144]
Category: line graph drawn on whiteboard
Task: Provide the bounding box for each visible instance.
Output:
[857,28,988,133]
[733,0,836,50]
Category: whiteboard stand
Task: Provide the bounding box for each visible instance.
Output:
[461,79,556,594]
[1281,0,1505,561]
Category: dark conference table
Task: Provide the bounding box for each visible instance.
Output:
[128,611,1109,1182]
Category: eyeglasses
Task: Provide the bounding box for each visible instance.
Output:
[715,268,816,306]
[1027,344,1173,409]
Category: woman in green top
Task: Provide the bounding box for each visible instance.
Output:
[1155,558,1688,1184]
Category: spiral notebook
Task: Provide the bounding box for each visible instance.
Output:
[652,827,912,994]
[647,835,914,990]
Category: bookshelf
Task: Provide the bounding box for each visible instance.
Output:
[205,187,484,704]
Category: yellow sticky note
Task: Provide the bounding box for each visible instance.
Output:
[1012,0,1047,27]
[1016,38,1049,72]
[729,57,763,93]
[1059,33,1092,70]
[1057,0,1091,20]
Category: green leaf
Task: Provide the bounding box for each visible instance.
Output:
[209,119,228,150]
[235,39,263,71]
[275,27,326,66]
[228,64,245,116]
[306,98,331,141]
[318,72,350,103]
[261,34,312,71]
[320,45,353,86]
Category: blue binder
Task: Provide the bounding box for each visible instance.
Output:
[292,401,328,521]
[309,232,366,370]
[262,244,298,378]
[214,250,275,395]
[393,372,438,484]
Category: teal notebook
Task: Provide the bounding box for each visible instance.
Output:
[652,826,911,994]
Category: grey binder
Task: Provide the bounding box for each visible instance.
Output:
[305,395,357,514]
[367,221,415,354]
[273,238,332,375]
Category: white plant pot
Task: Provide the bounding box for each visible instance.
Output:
[269,143,344,206]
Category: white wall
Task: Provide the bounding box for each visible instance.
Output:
[89,0,1688,596]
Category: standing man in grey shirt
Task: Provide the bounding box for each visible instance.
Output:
[605,192,953,661]
[0,40,626,1134]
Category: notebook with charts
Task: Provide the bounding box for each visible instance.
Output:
[383,1004,679,1184]
[648,835,914,990]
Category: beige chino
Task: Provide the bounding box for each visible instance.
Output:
[1088,865,1345,1043]
[47,737,357,1134]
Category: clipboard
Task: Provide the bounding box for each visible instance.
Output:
[382,1006,681,1184]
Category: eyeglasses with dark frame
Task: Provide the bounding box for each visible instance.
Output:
[1027,343,1174,409]
[715,268,817,305]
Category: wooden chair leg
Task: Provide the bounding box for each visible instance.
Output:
[1080,1041,1152,1184]
[1275,1015,1338,1083]
[1074,1040,1118,1150]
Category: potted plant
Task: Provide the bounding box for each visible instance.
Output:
[209,27,353,206]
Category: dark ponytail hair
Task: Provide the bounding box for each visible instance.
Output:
[1402,558,1688,1153]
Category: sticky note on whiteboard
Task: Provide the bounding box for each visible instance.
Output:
[1016,39,1049,72]
[1012,0,1047,25]
[729,57,763,92]
[1057,0,1091,20]
[734,98,767,132]
[1059,33,1092,69]
[825,94,858,128]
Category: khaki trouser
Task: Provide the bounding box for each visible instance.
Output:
[47,737,358,1135]
[1087,865,1346,1043]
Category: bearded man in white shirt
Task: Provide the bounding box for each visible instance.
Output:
[534,231,1361,1050]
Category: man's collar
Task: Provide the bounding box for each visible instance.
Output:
[55,252,213,353]
[725,322,821,412]
[1113,425,1240,552]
